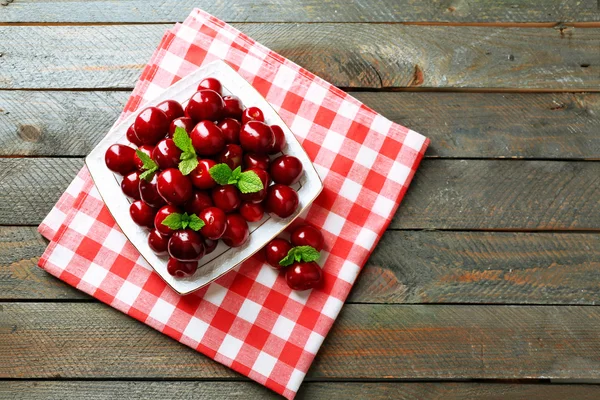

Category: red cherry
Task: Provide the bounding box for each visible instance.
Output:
[154,205,181,236]
[157,168,193,205]
[129,200,157,228]
[126,124,143,146]
[167,258,198,277]
[168,229,205,262]
[152,139,182,170]
[285,262,323,291]
[184,191,213,215]
[222,95,243,120]
[243,153,270,171]
[148,229,169,255]
[185,90,224,122]
[105,144,136,175]
[218,118,241,144]
[269,125,286,154]
[191,120,226,156]
[168,117,195,138]
[198,78,223,95]
[198,207,227,240]
[265,184,299,218]
[291,224,324,251]
[139,174,166,208]
[239,202,264,222]
[217,144,243,170]
[134,107,170,145]
[121,171,141,200]
[204,238,218,254]
[221,214,249,247]
[212,185,241,213]
[240,121,275,155]
[265,238,293,269]
[133,145,154,170]
[156,99,184,121]
[270,155,303,185]
[242,107,265,124]
[190,159,217,190]
[240,168,269,204]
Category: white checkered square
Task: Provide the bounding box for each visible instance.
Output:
[371,114,393,134]
[218,334,244,360]
[305,82,328,105]
[355,227,378,250]
[161,52,184,75]
[102,229,128,254]
[322,212,345,236]
[372,194,396,217]
[404,129,427,151]
[321,130,345,154]
[339,178,362,202]
[47,244,74,270]
[355,145,379,169]
[272,315,296,341]
[204,283,227,306]
[273,64,297,90]
[321,296,343,319]
[115,281,142,307]
[149,298,176,325]
[337,100,360,120]
[304,331,325,354]
[81,262,108,286]
[338,260,360,284]
[255,266,279,287]
[240,55,263,75]
[70,212,96,236]
[389,161,411,185]
[289,114,313,139]
[183,316,210,343]
[253,351,278,377]
[238,299,262,324]
[207,39,230,58]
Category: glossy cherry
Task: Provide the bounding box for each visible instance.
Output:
[239,202,264,222]
[269,125,286,154]
[156,99,184,121]
[139,173,166,208]
[198,77,223,95]
[134,106,170,145]
[291,224,324,251]
[157,168,193,206]
[197,207,227,240]
[168,229,205,262]
[218,118,241,144]
[154,205,181,236]
[105,144,136,175]
[270,155,303,185]
[184,191,214,215]
[126,124,143,146]
[133,145,154,170]
[190,159,217,190]
[167,258,198,277]
[191,120,226,156]
[203,238,218,254]
[265,238,293,269]
[240,168,269,204]
[185,89,224,122]
[212,184,241,213]
[217,144,243,170]
[129,200,157,228]
[243,153,270,171]
[222,95,243,120]
[148,229,169,255]
[221,214,249,247]
[152,138,182,170]
[265,184,299,218]
[285,262,323,291]
[242,106,265,124]
[121,171,141,200]
[168,117,195,137]
[239,121,274,155]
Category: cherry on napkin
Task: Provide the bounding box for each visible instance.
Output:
[38,9,428,399]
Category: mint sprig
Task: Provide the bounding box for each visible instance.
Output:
[136,149,158,181]
[161,212,205,231]
[279,246,320,267]
[209,163,264,194]
[173,127,198,175]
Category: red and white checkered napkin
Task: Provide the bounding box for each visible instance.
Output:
[38,9,428,399]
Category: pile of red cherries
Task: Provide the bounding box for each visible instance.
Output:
[105,77,306,281]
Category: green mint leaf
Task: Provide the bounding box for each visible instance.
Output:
[139,167,157,181]
[232,166,242,180]
[209,163,233,185]
[180,151,195,161]
[173,127,195,154]
[180,212,190,229]
[278,249,296,267]
[161,213,183,230]
[136,149,158,171]
[236,170,264,194]
[179,157,198,176]
[294,252,302,262]
[188,214,206,231]
[295,245,320,262]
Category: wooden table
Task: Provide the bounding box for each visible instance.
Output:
[1,2,600,399]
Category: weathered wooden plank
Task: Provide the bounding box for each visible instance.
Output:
[3,303,600,379]
[0,25,598,89]
[1,0,599,23]
[2,381,600,400]
[4,227,600,305]
[2,91,600,159]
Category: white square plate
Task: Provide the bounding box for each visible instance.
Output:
[86,60,323,295]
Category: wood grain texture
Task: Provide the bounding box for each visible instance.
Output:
[4,227,600,305]
[0,25,598,90]
[1,0,600,23]
[2,91,600,159]
[2,381,600,400]
[3,303,600,379]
